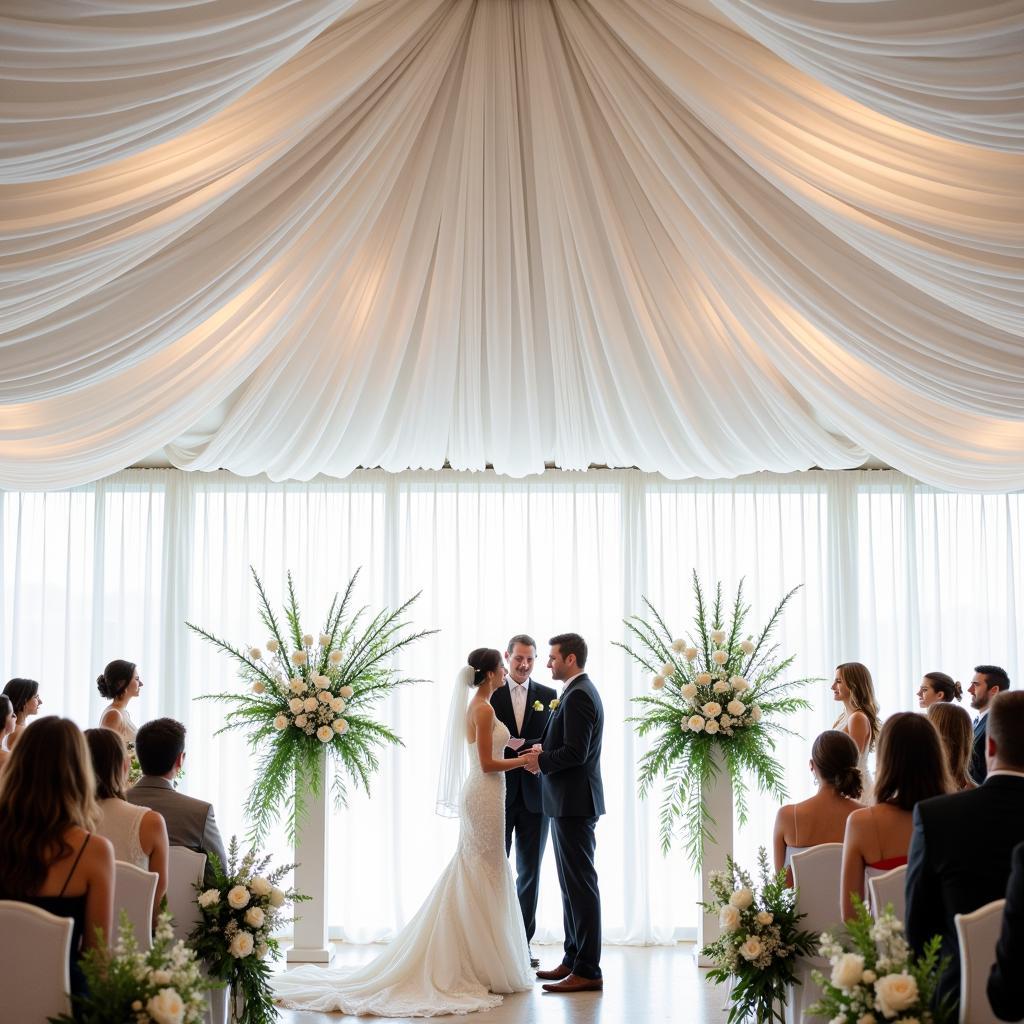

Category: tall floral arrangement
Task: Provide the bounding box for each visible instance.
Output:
[188,568,435,841]
[189,838,307,1024]
[809,896,952,1024]
[52,911,215,1024]
[700,849,818,1024]
[619,572,813,862]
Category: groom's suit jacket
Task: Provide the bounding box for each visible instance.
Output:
[491,677,556,814]
[970,712,988,783]
[537,673,605,818]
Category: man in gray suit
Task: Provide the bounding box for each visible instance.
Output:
[127,717,227,878]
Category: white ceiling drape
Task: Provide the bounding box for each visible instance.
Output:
[2,0,1023,490]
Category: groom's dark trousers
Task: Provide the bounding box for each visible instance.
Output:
[538,673,605,981]
[491,678,555,942]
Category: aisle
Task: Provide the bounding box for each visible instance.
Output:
[275,943,728,1023]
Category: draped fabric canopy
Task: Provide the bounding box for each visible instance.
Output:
[2,0,1023,490]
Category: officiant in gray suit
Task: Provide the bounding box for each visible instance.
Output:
[490,633,556,966]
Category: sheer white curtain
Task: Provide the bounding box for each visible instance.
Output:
[2,467,1022,938]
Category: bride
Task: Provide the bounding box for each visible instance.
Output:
[272,647,535,1016]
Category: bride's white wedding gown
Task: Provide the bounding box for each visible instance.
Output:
[272,718,533,1016]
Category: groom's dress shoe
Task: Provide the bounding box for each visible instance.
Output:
[542,974,603,993]
[535,963,572,981]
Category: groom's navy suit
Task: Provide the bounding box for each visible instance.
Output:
[491,677,556,942]
[537,673,605,981]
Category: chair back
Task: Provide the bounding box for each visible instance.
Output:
[113,861,159,949]
[955,898,1006,1024]
[867,864,907,921]
[0,900,73,1021]
[167,845,206,942]
[791,843,845,934]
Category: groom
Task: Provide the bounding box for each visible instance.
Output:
[521,632,605,993]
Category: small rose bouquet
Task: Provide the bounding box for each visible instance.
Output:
[809,896,952,1024]
[52,910,215,1024]
[188,837,308,1024]
[700,848,818,1024]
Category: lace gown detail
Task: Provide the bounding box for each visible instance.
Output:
[272,718,532,1017]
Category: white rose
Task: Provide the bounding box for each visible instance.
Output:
[248,875,271,896]
[248,647,262,661]
[738,935,763,961]
[750,704,763,722]
[695,672,712,686]
[147,987,185,1024]
[680,683,698,701]
[273,714,289,731]
[266,639,279,653]
[671,639,686,653]
[704,719,720,734]
[856,1015,877,1024]
[687,715,705,732]
[151,969,172,985]
[831,952,865,990]
[319,633,331,647]
[244,906,266,928]
[328,649,343,665]
[289,678,306,693]
[197,889,220,908]
[652,675,666,689]
[701,701,722,718]
[873,973,918,1018]
[333,718,348,734]
[318,689,333,703]
[288,697,303,713]
[712,679,729,694]
[317,725,334,742]
[710,629,727,645]
[303,696,319,712]
[229,930,255,958]
[712,650,729,665]
[302,633,314,647]
[660,662,675,678]
[330,696,345,712]
[733,676,750,693]
[269,887,286,908]
[294,714,308,727]
[719,904,741,931]
[251,680,266,694]
[227,885,251,909]
[740,639,755,654]
[729,888,753,910]
[861,970,876,984]
[290,650,307,666]
[727,699,746,717]
[756,910,773,926]
[684,647,698,661]
[339,685,354,699]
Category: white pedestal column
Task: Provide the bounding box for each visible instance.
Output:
[287,751,332,963]
[695,747,734,966]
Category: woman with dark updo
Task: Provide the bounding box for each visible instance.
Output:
[2,677,42,751]
[97,659,142,745]
[773,730,864,885]
[0,695,16,770]
[916,671,963,708]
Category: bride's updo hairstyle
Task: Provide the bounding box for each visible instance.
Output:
[97,659,136,700]
[466,648,502,687]
[811,730,863,800]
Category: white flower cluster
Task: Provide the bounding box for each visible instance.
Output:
[247,635,353,742]
[197,873,288,965]
[716,885,791,972]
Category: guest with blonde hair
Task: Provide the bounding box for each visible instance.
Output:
[0,717,114,997]
[831,662,881,801]
[85,728,168,930]
[927,702,976,791]
[917,671,963,708]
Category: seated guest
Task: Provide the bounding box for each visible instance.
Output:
[85,728,168,930]
[917,671,963,708]
[907,690,1024,1010]
[2,677,42,750]
[968,663,1010,784]
[773,730,863,885]
[840,712,951,919]
[97,659,142,746]
[0,716,114,997]
[988,840,1024,1023]
[127,717,227,879]
[0,695,16,770]
[928,702,976,791]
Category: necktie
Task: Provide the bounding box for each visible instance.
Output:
[513,683,527,733]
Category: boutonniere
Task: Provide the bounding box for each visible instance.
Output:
[532,700,544,711]
[549,699,560,710]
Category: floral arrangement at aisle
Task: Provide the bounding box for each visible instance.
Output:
[187,568,435,842]
[619,572,813,862]
[699,848,818,1024]
[52,911,214,1024]
[189,838,308,1024]
[809,896,952,1024]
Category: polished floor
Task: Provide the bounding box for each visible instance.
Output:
[275,943,729,1023]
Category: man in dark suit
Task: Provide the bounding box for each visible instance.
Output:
[968,664,1011,783]
[906,689,1024,1010]
[521,632,604,994]
[490,633,556,967]
[988,840,1024,1022]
